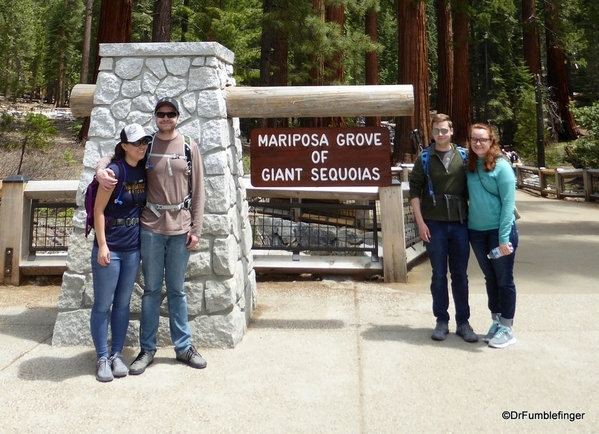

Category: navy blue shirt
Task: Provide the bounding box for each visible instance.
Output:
[94,159,146,252]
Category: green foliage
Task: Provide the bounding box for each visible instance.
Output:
[0,112,58,174]
[566,103,599,168]
[62,149,77,166]
[43,0,84,104]
[242,155,251,175]
[0,0,43,99]
[512,85,538,162]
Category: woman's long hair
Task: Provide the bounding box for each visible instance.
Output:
[466,123,502,173]
[112,142,126,162]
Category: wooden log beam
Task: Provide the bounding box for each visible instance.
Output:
[70,84,96,117]
[225,85,413,118]
[69,84,414,118]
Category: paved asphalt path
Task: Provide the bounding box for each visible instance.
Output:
[0,190,597,433]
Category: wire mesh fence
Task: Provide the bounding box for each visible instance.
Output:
[249,196,421,257]
[28,200,76,254]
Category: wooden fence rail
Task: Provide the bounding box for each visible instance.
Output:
[515,166,599,201]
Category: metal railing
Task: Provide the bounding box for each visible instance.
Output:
[249,199,380,261]
[28,200,76,256]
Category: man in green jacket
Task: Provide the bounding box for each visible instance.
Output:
[409,113,478,342]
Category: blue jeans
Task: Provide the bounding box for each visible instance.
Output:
[424,220,471,325]
[90,246,140,359]
[468,224,518,323]
[139,227,192,353]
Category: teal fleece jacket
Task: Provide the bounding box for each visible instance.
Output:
[466,157,516,244]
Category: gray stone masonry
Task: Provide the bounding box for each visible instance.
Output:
[53,42,257,349]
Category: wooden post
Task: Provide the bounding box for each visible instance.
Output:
[0,176,32,285]
[69,84,414,118]
[379,184,407,283]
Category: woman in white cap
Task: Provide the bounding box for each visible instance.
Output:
[90,123,150,382]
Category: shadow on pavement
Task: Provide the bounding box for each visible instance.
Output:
[360,324,487,352]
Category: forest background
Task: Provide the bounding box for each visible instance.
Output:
[1,0,599,180]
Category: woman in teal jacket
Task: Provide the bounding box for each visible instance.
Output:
[466,123,518,349]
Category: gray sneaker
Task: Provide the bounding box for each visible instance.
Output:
[176,345,207,369]
[109,352,128,378]
[483,322,501,343]
[129,350,154,375]
[96,357,114,383]
[431,321,449,341]
[456,322,479,343]
[488,325,517,348]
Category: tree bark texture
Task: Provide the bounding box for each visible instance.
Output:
[80,0,94,84]
[83,0,132,141]
[305,0,326,128]
[436,0,453,116]
[545,0,578,140]
[365,6,381,127]
[395,0,430,163]
[522,0,540,77]
[324,4,346,127]
[152,0,172,42]
[451,0,471,147]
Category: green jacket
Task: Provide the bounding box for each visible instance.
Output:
[409,144,468,222]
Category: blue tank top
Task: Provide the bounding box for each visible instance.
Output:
[94,159,147,252]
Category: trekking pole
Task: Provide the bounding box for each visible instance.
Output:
[410,129,424,154]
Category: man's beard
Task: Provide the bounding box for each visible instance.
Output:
[158,123,176,134]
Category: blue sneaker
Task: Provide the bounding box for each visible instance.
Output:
[483,322,501,343]
[488,325,516,348]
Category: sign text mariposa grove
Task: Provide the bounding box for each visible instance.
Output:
[250,127,392,187]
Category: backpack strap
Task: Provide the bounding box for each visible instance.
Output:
[421,147,436,205]
[144,133,194,217]
[112,159,127,205]
[457,147,468,166]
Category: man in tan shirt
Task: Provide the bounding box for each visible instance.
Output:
[97,97,206,375]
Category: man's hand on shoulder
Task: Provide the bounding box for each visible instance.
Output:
[97,168,117,191]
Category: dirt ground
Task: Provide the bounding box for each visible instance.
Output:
[0,277,62,308]
[0,102,84,181]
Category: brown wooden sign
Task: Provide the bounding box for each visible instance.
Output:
[250,127,392,187]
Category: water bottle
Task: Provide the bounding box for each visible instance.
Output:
[487,242,513,259]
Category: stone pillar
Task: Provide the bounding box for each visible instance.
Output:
[53,42,257,348]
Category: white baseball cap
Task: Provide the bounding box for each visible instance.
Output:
[119,123,152,144]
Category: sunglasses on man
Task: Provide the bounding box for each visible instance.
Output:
[432,128,450,135]
[155,111,178,119]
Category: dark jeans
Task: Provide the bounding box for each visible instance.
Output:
[424,220,470,325]
[468,224,518,322]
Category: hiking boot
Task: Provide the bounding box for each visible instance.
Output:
[431,321,449,341]
[109,352,128,378]
[176,345,207,369]
[456,322,479,343]
[488,325,517,349]
[483,322,501,343]
[96,357,114,383]
[129,350,155,375]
